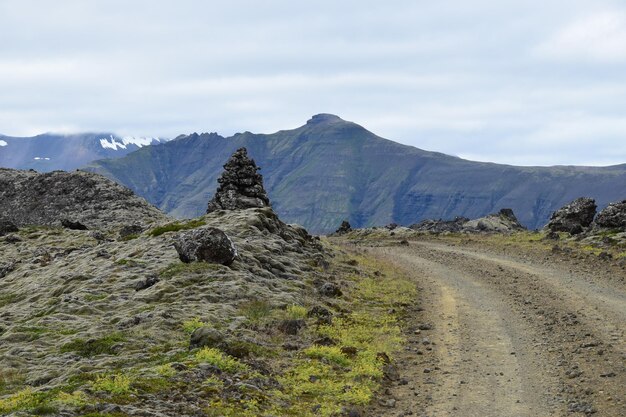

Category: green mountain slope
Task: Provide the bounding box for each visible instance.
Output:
[85,114,626,233]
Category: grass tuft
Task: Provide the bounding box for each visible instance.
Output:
[149,219,206,237]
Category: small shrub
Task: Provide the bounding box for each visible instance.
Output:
[55,390,89,407]
[149,219,206,237]
[91,374,134,395]
[182,317,205,334]
[303,346,351,367]
[0,388,56,414]
[285,304,307,320]
[154,364,176,377]
[195,348,248,373]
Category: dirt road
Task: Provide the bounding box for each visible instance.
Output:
[350,239,625,417]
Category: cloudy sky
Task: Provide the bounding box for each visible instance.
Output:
[1,0,626,166]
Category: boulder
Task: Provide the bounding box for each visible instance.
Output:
[334,220,352,235]
[385,223,398,230]
[206,147,270,212]
[318,282,342,297]
[0,218,18,236]
[189,327,226,350]
[594,200,626,230]
[545,197,597,234]
[174,227,237,265]
[119,224,144,239]
[277,319,305,335]
[61,219,88,230]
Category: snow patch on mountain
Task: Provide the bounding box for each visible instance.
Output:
[34,157,51,160]
[0,140,7,147]
[99,135,161,150]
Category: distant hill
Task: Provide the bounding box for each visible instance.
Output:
[0,133,165,171]
[84,114,626,233]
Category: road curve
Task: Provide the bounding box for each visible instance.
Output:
[354,239,625,417]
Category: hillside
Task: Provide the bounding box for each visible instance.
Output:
[0,154,416,416]
[0,168,168,229]
[85,114,626,233]
[0,133,165,171]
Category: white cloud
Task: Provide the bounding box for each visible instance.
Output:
[536,11,626,62]
[0,1,625,166]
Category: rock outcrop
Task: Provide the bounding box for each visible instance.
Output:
[409,209,524,234]
[410,217,469,233]
[174,227,237,265]
[464,208,526,233]
[334,220,352,235]
[206,148,270,213]
[0,168,168,229]
[545,197,597,234]
[594,200,626,230]
[0,218,18,236]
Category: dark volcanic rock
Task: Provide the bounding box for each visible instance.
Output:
[0,262,16,279]
[206,147,270,213]
[334,220,352,235]
[119,224,144,239]
[61,219,88,230]
[546,197,597,234]
[319,282,342,297]
[594,200,626,230]
[174,227,237,265]
[134,275,160,291]
[0,168,168,229]
[277,319,305,335]
[0,219,19,236]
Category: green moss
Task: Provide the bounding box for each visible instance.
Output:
[0,388,57,414]
[80,413,129,417]
[120,234,139,241]
[159,261,219,279]
[132,377,172,394]
[148,219,206,237]
[0,293,20,308]
[114,258,145,267]
[60,333,125,357]
[84,294,108,302]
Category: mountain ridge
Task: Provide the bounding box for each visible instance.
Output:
[0,132,166,171]
[83,114,626,233]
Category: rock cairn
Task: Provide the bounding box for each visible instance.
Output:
[545,197,597,234]
[206,148,270,213]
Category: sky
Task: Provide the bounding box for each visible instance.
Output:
[1,0,625,166]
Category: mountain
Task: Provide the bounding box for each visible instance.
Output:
[0,132,165,171]
[84,114,626,233]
